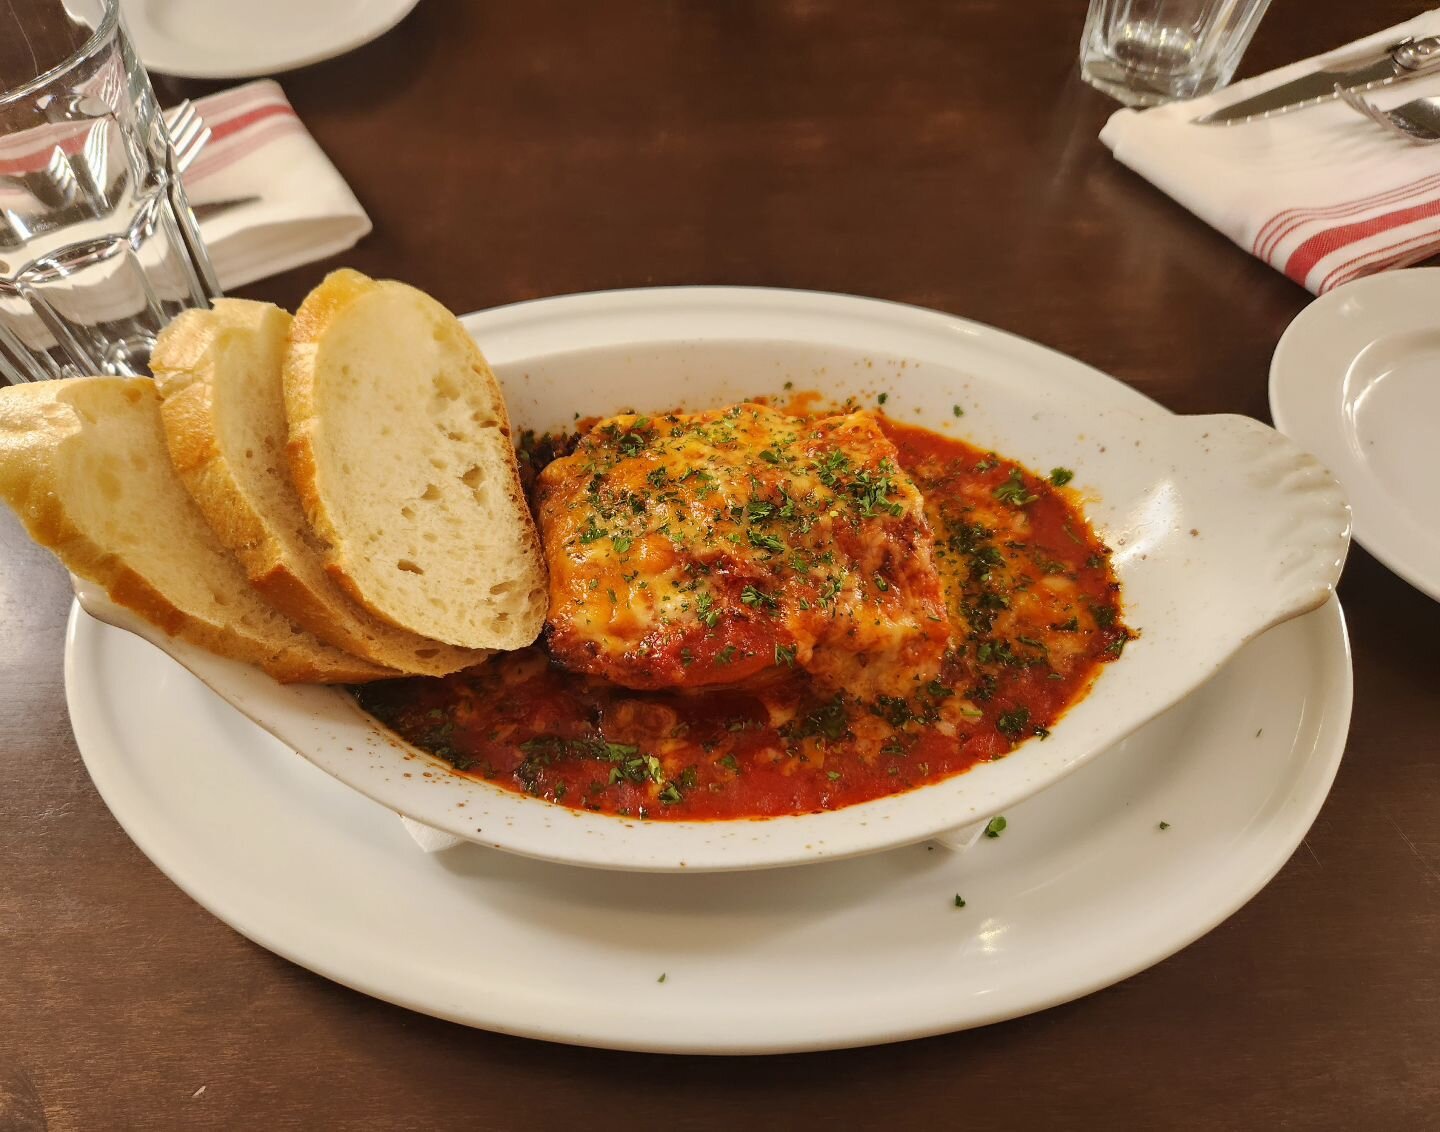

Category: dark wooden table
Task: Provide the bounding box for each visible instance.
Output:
[4,1,1438,1127]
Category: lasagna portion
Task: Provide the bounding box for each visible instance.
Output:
[534,403,951,695]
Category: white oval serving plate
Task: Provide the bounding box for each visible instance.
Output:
[64,595,1353,1052]
[75,288,1351,872]
[1271,268,1440,603]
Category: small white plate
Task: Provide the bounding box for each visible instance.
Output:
[121,0,421,79]
[1271,268,1440,603]
[64,596,1351,1052]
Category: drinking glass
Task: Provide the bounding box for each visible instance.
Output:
[0,0,219,384]
[1080,0,1274,107]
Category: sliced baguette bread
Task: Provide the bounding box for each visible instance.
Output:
[151,299,493,676]
[0,377,392,684]
[283,269,547,651]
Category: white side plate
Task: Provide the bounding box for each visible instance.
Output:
[1271,267,1440,603]
[74,288,1351,871]
[121,0,421,79]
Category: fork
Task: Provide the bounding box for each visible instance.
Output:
[162,100,225,299]
[164,100,212,174]
[1338,85,1440,145]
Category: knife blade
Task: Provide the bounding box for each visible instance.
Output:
[1194,34,1440,125]
[189,196,261,222]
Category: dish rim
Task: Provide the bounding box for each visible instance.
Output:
[74,285,1350,871]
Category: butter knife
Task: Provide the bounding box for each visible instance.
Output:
[189,196,261,222]
[1194,35,1440,125]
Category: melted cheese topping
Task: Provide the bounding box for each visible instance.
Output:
[536,403,950,694]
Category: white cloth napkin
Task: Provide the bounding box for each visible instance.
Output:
[181,80,371,289]
[1100,10,1440,294]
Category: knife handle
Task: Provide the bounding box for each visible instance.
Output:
[1394,35,1440,73]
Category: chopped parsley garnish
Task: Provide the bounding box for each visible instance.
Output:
[993,469,1038,507]
[846,461,904,517]
[578,522,608,544]
[996,707,1030,740]
[952,404,964,417]
[741,584,778,611]
[870,695,915,728]
[781,695,850,743]
[715,645,738,665]
[877,392,888,405]
[826,770,842,781]
[813,449,850,486]
[657,973,667,983]
[1158,821,1171,831]
[954,894,966,907]
[616,429,648,458]
[775,643,796,667]
[746,529,784,554]
[1049,467,1074,486]
[983,816,1007,839]
[611,535,633,554]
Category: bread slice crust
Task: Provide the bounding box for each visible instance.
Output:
[0,377,391,684]
[284,269,547,651]
[151,300,492,676]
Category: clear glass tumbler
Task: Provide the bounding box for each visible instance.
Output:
[1080,0,1274,107]
[0,0,219,384]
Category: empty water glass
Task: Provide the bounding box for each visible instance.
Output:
[1080,0,1274,107]
[0,0,219,384]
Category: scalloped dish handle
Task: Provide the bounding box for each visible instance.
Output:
[1146,413,1351,643]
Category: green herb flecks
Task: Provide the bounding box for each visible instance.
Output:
[996,707,1031,740]
[741,584,779,611]
[993,469,1037,507]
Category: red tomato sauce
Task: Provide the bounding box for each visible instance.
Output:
[355,413,1132,821]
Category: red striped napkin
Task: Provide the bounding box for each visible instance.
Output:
[1099,11,1440,294]
[177,80,371,289]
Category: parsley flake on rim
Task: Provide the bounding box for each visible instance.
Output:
[983,816,1007,839]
